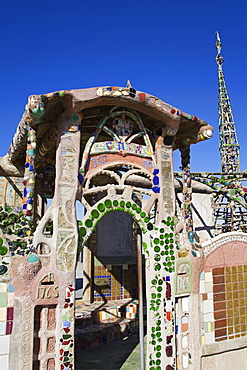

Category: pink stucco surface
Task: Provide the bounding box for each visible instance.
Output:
[203,241,247,272]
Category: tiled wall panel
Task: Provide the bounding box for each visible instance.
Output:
[93,263,138,301]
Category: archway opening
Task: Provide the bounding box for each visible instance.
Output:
[75,210,146,368]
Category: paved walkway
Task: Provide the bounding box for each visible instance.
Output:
[75,333,145,370]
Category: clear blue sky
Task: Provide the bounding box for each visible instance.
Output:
[0,0,246,173]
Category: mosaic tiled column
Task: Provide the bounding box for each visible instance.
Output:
[145,139,176,370]
[55,113,81,272]
[180,146,192,230]
[23,127,37,221]
[175,258,202,370]
[160,145,176,370]
[53,112,81,370]
[179,145,202,369]
[180,145,196,248]
[175,296,191,369]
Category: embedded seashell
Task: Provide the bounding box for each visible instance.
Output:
[202,129,213,139]
[96,87,103,96]
[112,90,122,96]
[103,90,111,96]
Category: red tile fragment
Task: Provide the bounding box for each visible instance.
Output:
[138,93,146,102]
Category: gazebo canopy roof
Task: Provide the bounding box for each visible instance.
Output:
[1,86,213,177]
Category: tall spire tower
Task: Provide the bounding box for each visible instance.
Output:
[187,33,247,235]
[210,32,247,233]
[216,31,240,173]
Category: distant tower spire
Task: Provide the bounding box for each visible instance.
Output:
[216,31,240,173]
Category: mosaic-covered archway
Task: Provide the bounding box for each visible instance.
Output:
[75,104,178,369]
[0,86,213,370]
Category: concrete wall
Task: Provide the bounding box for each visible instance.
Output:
[201,347,247,370]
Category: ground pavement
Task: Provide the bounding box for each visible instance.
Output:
[75,333,146,370]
